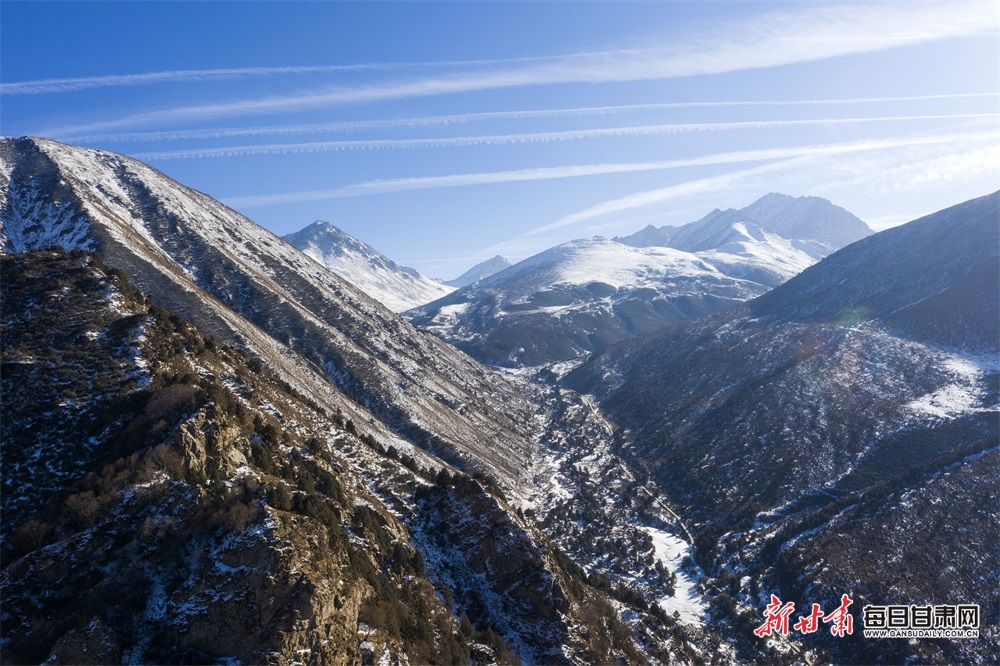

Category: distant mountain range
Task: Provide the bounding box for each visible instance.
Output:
[283,220,454,312]
[616,192,870,257]
[410,193,872,368]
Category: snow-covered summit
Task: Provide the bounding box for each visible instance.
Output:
[630,192,871,258]
[738,192,872,252]
[616,192,872,287]
[283,220,453,312]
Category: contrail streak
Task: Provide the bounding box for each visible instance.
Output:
[133,115,997,160]
[70,93,1000,144]
[0,52,602,95]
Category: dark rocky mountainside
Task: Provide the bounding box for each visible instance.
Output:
[566,191,1000,663]
[0,249,661,665]
[2,249,454,664]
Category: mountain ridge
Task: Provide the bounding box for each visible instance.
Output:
[0,136,538,488]
[617,192,871,258]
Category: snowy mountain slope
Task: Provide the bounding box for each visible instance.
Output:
[692,221,817,286]
[408,237,767,367]
[444,254,511,288]
[0,137,538,486]
[566,191,1000,663]
[283,220,454,312]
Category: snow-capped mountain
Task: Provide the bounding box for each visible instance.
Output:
[444,254,511,288]
[283,220,453,312]
[410,194,870,368]
[619,192,872,285]
[6,135,996,664]
[567,191,1000,664]
[408,237,766,367]
[622,192,870,257]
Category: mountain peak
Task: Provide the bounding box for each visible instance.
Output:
[283,222,453,312]
[444,254,511,288]
[666,192,871,258]
[613,223,680,248]
[303,219,340,234]
[739,192,872,249]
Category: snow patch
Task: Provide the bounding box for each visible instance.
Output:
[906,351,996,419]
[640,526,708,627]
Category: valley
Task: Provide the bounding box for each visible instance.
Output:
[2,137,997,664]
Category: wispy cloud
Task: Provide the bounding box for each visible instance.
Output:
[42,1,997,137]
[522,133,999,237]
[222,131,996,208]
[814,144,1000,196]
[133,115,996,160]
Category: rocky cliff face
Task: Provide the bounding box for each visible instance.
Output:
[1,249,442,664]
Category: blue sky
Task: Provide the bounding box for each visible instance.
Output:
[2,1,998,279]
